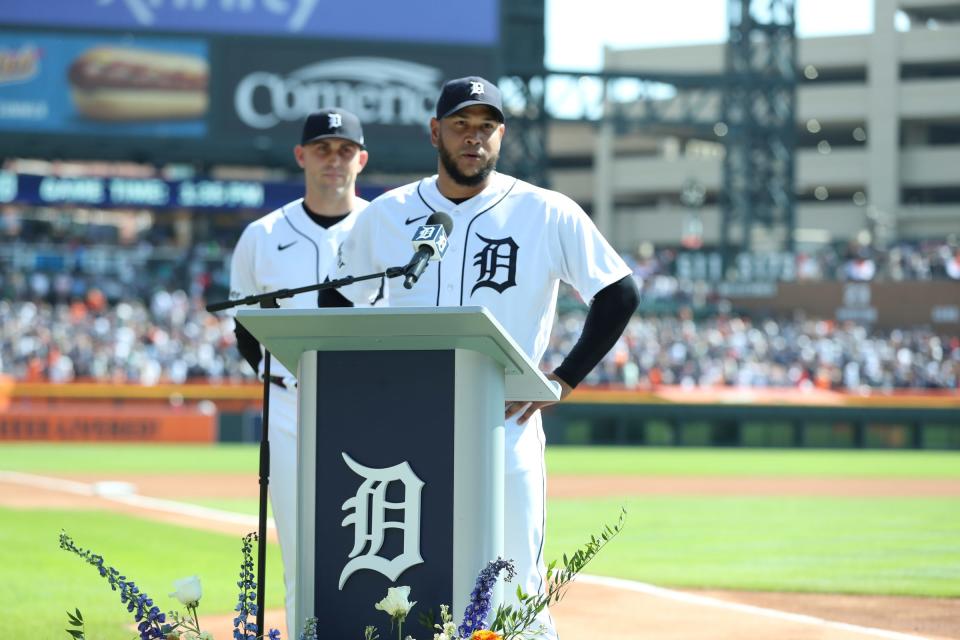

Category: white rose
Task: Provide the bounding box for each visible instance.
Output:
[374,586,416,619]
[169,575,203,606]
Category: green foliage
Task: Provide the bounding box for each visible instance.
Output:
[491,509,626,640]
[65,608,84,640]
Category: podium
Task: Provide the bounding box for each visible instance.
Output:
[237,306,559,639]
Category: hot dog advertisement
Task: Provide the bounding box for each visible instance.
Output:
[68,46,208,121]
[0,32,208,137]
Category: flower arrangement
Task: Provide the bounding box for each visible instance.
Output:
[61,509,625,640]
[59,530,281,640]
[299,508,626,640]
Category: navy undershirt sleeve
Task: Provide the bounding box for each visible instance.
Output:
[552,275,640,388]
[234,322,263,373]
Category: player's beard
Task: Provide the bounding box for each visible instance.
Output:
[438,140,498,188]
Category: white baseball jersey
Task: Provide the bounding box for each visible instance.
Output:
[335,172,630,467]
[229,197,369,381]
[336,172,627,640]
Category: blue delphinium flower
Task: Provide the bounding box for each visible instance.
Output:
[233,532,260,640]
[59,532,168,640]
[458,557,516,639]
[231,532,282,639]
[299,617,319,640]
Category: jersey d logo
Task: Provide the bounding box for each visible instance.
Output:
[338,452,424,589]
[328,113,343,129]
[471,234,519,295]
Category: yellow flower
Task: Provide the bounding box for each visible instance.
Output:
[470,631,502,640]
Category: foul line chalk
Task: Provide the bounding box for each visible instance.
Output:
[0,471,275,530]
[577,574,934,640]
[0,470,95,495]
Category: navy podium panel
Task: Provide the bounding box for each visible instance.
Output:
[313,350,455,637]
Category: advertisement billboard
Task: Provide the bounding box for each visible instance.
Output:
[0,402,217,442]
[0,2,504,170]
[0,1,498,45]
[213,40,497,171]
[0,32,208,138]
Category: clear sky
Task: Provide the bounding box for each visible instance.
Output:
[545,0,875,70]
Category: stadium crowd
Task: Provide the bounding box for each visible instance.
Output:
[2,256,958,390]
[543,309,960,390]
[2,225,959,388]
[0,292,243,384]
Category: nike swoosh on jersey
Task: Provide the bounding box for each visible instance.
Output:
[405,215,429,225]
[278,241,298,251]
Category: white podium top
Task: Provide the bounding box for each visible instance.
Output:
[237,306,560,402]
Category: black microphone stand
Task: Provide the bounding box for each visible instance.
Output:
[204,263,411,637]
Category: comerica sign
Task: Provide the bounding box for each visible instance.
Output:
[234,57,441,131]
[218,42,495,171]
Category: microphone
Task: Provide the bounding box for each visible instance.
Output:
[403,212,453,289]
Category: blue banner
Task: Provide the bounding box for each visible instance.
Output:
[0,32,208,137]
[0,171,384,211]
[0,1,498,45]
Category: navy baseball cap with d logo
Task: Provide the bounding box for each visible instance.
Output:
[301,108,365,148]
[435,76,504,122]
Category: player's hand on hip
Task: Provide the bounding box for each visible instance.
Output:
[504,373,573,425]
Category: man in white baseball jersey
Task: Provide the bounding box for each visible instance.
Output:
[228,107,369,636]
[329,77,640,639]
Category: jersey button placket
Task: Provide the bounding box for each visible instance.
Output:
[440,210,463,305]
[440,231,460,305]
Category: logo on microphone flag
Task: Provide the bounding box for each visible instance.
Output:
[411,224,448,260]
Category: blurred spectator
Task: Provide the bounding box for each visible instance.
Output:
[945,248,960,280]
[0,292,245,384]
[543,311,960,391]
[796,252,822,280]
[843,246,877,282]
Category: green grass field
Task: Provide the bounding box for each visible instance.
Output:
[3,443,959,477]
[545,446,960,477]
[0,508,284,640]
[1,444,958,639]
[547,496,960,596]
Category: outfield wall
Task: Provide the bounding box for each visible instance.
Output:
[1,382,958,448]
[0,402,217,442]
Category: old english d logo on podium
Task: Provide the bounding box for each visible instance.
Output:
[236,307,559,640]
[338,452,425,589]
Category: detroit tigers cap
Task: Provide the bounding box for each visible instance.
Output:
[300,108,365,148]
[435,76,504,122]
